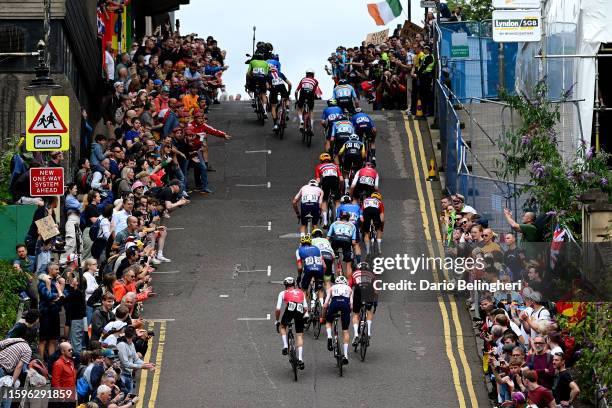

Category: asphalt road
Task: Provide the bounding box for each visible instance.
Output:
[139,101,491,408]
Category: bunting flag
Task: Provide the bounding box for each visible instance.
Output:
[367,0,403,26]
[555,302,587,328]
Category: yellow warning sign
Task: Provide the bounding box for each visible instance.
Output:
[25,96,70,151]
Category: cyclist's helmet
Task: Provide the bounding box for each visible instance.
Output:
[354,107,362,113]
[340,194,351,204]
[271,54,279,61]
[308,179,319,187]
[349,134,359,141]
[312,228,324,238]
[364,161,375,168]
[335,275,348,285]
[283,276,296,287]
[338,79,348,85]
[319,153,331,163]
[253,53,265,60]
[371,192,382,200]
[340,211,350,220]
[305,69,315,75]
[300,234,312,245]
[265,43,274,52]
[357,261,370,271]
[327,98,337,107]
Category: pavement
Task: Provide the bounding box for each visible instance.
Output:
[134,101,492,408]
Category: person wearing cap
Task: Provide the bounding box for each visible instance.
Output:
[153,86,170,117]
[101,320,127,347]
[452,194,477,214]
[48,151,64,167]
[519,290,551,341]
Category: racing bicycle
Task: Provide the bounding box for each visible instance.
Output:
[275,97,288,139]
[301,103,313,147]
[353,301,370,361]
[332,311,344,377]
[286,322,299,381]
[326,192,336,229]
[304,281,323,339]
[254,88,266,126]
[305,214,313,236]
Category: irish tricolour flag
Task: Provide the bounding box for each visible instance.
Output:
[368,0,403,26]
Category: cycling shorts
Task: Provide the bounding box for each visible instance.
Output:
[361,207,383,232]
[250,75,267,93]
[352,284,377,313]
[321,176,340,202]
[269,84,288,105]
[355,126,375,142]
[337,98,355,115]
[300,267,324,290]
[331,238,353,262]
[300,202,320,226]
[281,307,305,333]
[326,297,351,330]
[354,184,375,200]
[332,134,351,154]
[322,254,334,280]
[297,91,315,110]
[342,155,364,175]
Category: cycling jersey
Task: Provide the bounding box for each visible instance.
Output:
[327,220,356,242]
[336,203,361,228]
[295,184,323,226]
[268,68,289,104]
[351,112,376,135]
[338,140,366,166]
[348,269,376,287]
[248,60,269,77]
[333,84,357,101]
[296,77,319,95]
[351,167,379,189]
[276,288,308,333]
[362,197,384,214]
[324,283,352,329]
[296,244,325,273]
[330,121,354,148]
[312,237,334,257]
[296,185,323,205]
[268,69,288,88]
[321,106,344,124]
[276,288,307,309]
[315,163,341,180]
[348,269,377,313]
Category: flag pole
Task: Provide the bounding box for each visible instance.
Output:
[252,26,256,55]
[407,0,411,22]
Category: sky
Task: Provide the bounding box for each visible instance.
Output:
[176,0,429,99]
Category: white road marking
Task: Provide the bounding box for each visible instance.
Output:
[278,232,301,239]
[237,314,271,321]
[269,280,284,284]
[267,265,271,276]
[219,294,229,298]
[152,270,180,274]
[240,224,270,229]
[268,221,272,231]
[245,150,272,154]
[236,269,268,273]
[235,183,271,188]
[146,318,176,322]
[166,227,185,231]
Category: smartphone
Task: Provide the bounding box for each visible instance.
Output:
[128,393,137,399]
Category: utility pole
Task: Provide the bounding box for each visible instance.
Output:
[407,0,412,22]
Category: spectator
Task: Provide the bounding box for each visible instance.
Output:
[116,326,155,394]
[521,369,556,408]
[453,194,477,214]
[520,290,551,341]
[504,209,538,243]
[7,309,40,344]
[0,338,32,392]
[105,42,115,82]
[38,262,64,358]
[91,292,115,342]
[50,342,77,407]
[112,265,152,303]
[112,198,134,233]
[526,335,555,389]
[64,271,87,352]
[551,352,580,406]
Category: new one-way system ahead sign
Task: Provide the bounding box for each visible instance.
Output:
[25,96,70,151]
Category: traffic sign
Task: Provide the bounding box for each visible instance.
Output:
[420,0,437,7]
[493,0,540,8]
[492,9,541,42]
[30,167,65,196]
[25,96,70,151]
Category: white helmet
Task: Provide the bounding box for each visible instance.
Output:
[305,69,315,75]
[335,275,348,285]
[283,276,296,287]
[349,134,359,141]
[308,179,319,187]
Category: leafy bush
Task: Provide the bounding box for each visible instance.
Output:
[0,260,29,336]
[447,0,493,21]
[0,137,21,204]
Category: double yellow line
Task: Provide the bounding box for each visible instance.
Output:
[135,321,167,408]
[402,113,479,408]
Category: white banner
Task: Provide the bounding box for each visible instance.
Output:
[492,9,541,42]
[492,0,540,9]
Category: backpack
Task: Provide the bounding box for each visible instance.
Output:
[89,218,102,241]
[76,363,94,397]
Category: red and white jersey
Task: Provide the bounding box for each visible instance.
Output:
[348,269,376,287]
[276,288,308,310]
[295,185,323,204]
[362,197,385,214]
[351,167,379,188]
[315,163,341,180]
[296,77,322,96]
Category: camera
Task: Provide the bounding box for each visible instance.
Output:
[147,330,155,337]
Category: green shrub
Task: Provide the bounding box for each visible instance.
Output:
[0,260,29,336]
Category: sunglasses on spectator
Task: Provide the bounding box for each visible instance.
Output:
[533,342,545,345]
[511,353,522,356]
[482,234,489,238]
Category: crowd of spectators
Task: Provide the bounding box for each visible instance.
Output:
[4,22,230,407]
[326,22,436,114]
[438,195,582,407]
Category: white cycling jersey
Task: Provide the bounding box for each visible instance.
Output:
[312,237,334,256]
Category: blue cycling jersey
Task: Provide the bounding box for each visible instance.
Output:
[327,220,357,241]
[267,59,281,73]
[321,106,344,123]
[336,203,361,227]
[296,245,325,272]
[333,85,357,100]
[331,120,354,138]
[351,112,375,131]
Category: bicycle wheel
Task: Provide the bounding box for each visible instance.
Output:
[335,319,343,377]
[359,307,368,361]
[288,329,298,382]
[313,301,322,339]
[279,107,285,140]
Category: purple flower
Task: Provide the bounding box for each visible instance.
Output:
[586,147,594,160]
[546,210,557,217]
[601,178,608,187]
[531,161,546,179]
[521,135,531,145]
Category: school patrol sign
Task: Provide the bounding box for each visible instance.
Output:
[492,9,541,42]
[25,96,70,151]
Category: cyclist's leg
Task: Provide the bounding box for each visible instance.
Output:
[343,241,353,277]
[279,310,291,352]
[325,299,337,350]
[297,94,304,128]
[351,286,362,342]
[294,312,305,364]
[270,88,279,124]
[369,128,378,161]
[340,302,351,360]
